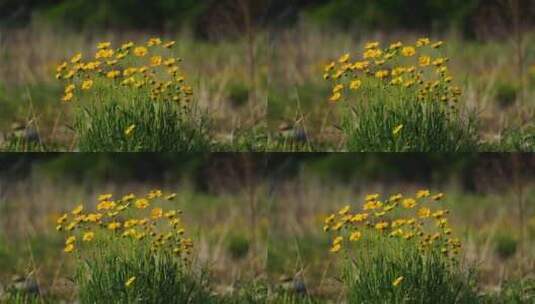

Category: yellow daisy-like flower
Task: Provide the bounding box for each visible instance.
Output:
[147,38,162,47]
[124,124,136,137]
[338,205,350,215]
[64,243,75,253]
[432,41,444,49]
[375,221,389,231]
[57,213,68,224]
[364,41,380,49]
[419,56,431,67]
[416,190,430,198]
[431,193,445,201]
[95,49,114,59]
[125,276,136,288]
[135,198,150,209]
[375,70,389,79]
[392,124,404,136]
[163,41,176,48]
[107,222,121,231]
[330,243,342,253]
[150,56,163,67]
[401,46,416,57]
[392,276,404,287]
[134,46,148,57]
[97,42,111,49]
[349,231,362,241]
[65,236,76,245]
[106,70,120,79]
[71,204,84,215]
[416,38,430,47]
[350,79,362,90]
[329,92,342,103]
[151,207,164,219]
[81,79,93,90]
[363,48,382,59]
[70,53,82,63]
[338,53,350,63]
[417,207,431,218]
[402,198,417,208]
[83,232,95,242]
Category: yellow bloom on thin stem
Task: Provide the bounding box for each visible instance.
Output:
[125,276,136,288]
[401,46,416,57]
[329,92,342,103]
[135,198,150,209]
[350,79,362,91]
[392,276,404,287]
[392,124,404,136]
[64,244,75,253]
[81,79,93,90]
[349,231,362,241]
[134,46,148,57]
[83,232,95,242]
[72,204,84,215]
[124,124,136,137]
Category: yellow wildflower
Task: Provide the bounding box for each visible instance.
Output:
[416,190,430,198]
[392,276,404,287]
[147,38,162,47]
[61,92,74,102]
[64,244,75,253]
[350,79,362,90]
[83,232,95,242]
[364,41,380,49]
[70,53,82,63]
[150,56,163,67]
[81,79,93,90]
[401,46,416,57]
[134,46,148,57]
[418,207,431,218]
[163,41,176,48]
[338,53,350,63]
[392,124,404,136]
[97,42,111,49]
[338,205,350,215]
[329,92,342,102]
[125,276,136,288]
[349,231,362,241]
[124,124,136,137]
[151,208,164,219]
[402,198,417,208]
[135,199,150,209]
[416,38,430,47]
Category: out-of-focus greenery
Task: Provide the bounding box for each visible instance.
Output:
[0,154,531,193]
[2,0,533,36]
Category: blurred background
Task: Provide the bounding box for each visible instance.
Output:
[1,0,535,150]
[0,153,534,299]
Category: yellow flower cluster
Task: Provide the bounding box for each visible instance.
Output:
[324,38,461,105]
[56,190,193,259]
[56,38,193,103]
[323,190,461,258]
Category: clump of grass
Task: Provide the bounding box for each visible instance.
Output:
[494,233,518,261]
[76,241,214,304]
[339,87,479,152]
[74,93,212,152]
[56,38,213,152]
[323,190,480,303]
[341,239,479,304]
[323,38,480,152]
